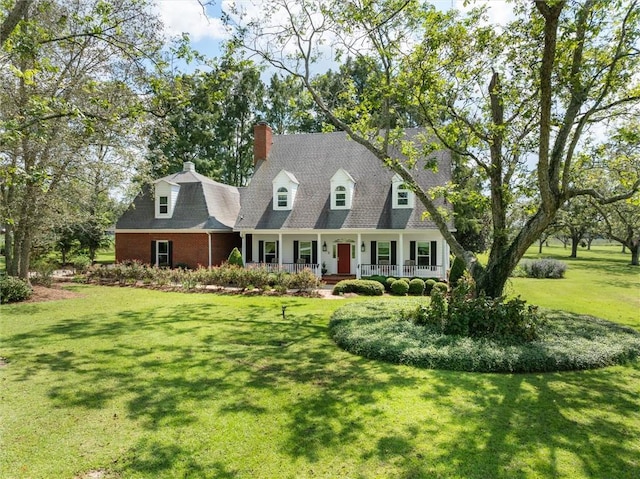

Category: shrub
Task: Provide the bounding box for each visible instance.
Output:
[384,277,397,292]
[448,256,466,286]
[227,247,244,267]
[0,276,33,304]
[71,255,92,274]
[408,278,425,296]
[390,279,409,296]
[288,268,322,292]
[31,260,56,287]
[433,282,448,293]
[367,275,387,289]
[411,277,545,342]
[424,279,437,295]
[333,279,384,296]
[520,259,567,279]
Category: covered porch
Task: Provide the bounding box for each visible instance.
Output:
[240,230,449,280]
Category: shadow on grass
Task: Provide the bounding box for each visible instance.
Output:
[4,294,640,478]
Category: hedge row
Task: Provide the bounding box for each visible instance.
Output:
[86,261,322,292]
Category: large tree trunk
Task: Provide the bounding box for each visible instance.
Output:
[570,234,580,258]
[630,241,639,266]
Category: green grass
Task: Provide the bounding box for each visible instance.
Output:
[1,245,639,478]
[510,243,639,328]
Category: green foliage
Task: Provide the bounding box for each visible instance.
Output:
[448,256,466,286]
[412,277,544,342]
[390,279,409,296]
[332,279,384,296]
[71,255,92,274]
[433,282,448,293]
[30,260,56,287]
[227,247,244,267]
[520,259,567,279]
[408,278,425,296]
[384,277,397,292]
[424,279,437,295]
[330,301,640,373]
[0,276,32,304]
[85,262,321,294]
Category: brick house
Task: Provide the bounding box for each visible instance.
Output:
[115,161,241,268]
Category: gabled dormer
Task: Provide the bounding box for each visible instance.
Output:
[392,174,415,209]
[272,169,299,211]
[154,179,180,219]
[330,168,355,210]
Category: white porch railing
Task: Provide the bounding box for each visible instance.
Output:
[360,264,444,280]
[246,262,320,276]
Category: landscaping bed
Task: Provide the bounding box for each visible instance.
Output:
[329,300,640,373]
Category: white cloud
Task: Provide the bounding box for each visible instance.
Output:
[154,0,230,42]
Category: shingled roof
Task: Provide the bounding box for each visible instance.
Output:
[235,128,452,231]
[116,167,241,231]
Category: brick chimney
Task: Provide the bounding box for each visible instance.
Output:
[253,122,273,165]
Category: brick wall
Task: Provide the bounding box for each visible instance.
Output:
[116,232,241,268]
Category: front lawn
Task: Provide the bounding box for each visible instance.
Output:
[1,244,639,478]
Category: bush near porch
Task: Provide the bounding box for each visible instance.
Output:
[86,261,322,293]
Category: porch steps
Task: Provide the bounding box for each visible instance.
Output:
[322,274,356,285]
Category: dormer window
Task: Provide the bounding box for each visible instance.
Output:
[154,179,180,218]
[335,186,346,207]
[392,174,414,209]
[397,184,410,206]
[273,169,299,211]
[159,196,168,214]
[277,187,288,208]
[330,169,355,210]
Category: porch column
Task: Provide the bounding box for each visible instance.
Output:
[356,232,362,279]
[398,233,404,277]
[240,232,246,266]
[317,232,322,278]
[278,232,283,268]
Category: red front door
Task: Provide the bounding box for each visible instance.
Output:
[337,243,351,274]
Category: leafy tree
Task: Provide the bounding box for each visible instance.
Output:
[554,197,601,258]
[230,0,640,297]
[147,50,265,186]
[0,0,165,280]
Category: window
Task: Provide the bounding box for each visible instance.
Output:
[159,196,168,214]
[156,240,170,267]
[265,241,277,263]
[335,186,346,207]
[397,184,409,206]
[277,187,288,208]
[298,241,312,264]
[377,241,390,264]
[417,242,430,266]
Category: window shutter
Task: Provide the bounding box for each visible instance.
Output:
[151,241,156,266]
[391,241,397,265]
[312,241,318,265]
[168,241,174,268]
[431,241,437,266]
[259,241,264,263]
[409,241,416,261]
[246,234,253,262]
[276,241,279,260]
[293,240,299,261]
[370,241,376,263]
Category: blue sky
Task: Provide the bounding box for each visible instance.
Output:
[153,0,515,71]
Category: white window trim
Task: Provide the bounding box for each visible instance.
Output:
[156,240,170,267]
[392,175,414,209]
[330,169,355,210]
